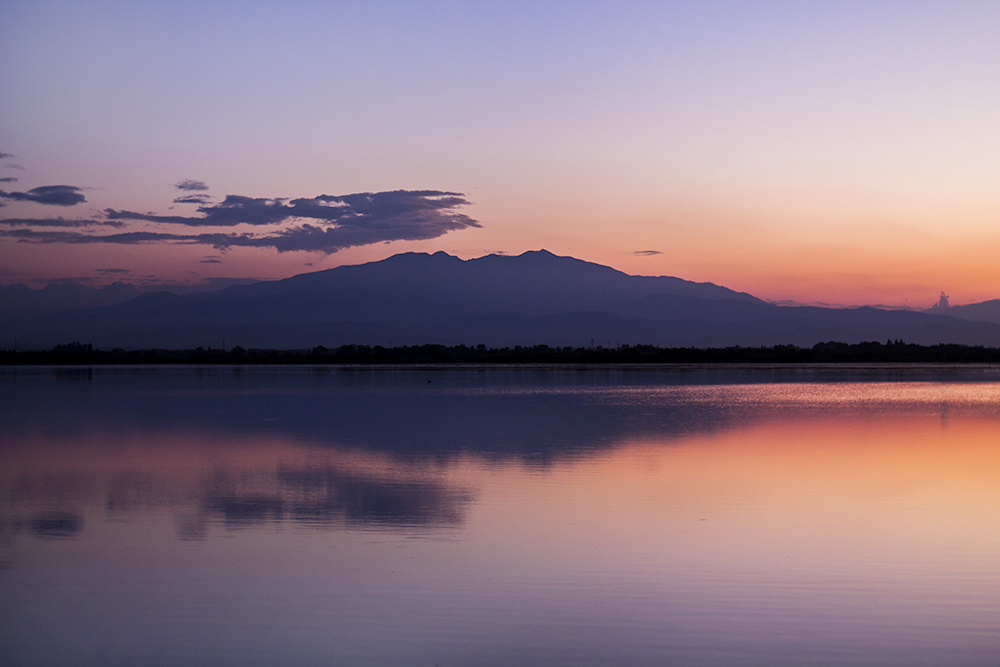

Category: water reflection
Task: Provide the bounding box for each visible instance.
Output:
[6,364,1000,460]
[2,442,474,542]
[1,366,999,666]
[197,463,472,534]
[21,512,84,539]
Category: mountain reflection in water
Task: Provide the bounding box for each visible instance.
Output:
[1,366,999,667]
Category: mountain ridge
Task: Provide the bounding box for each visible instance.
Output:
[4,250,1000,349]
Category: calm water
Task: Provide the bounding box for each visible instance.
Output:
[1,365,999,666]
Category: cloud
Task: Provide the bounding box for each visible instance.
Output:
[255,214,477,252]
[4,164,26,171]
[107,190,475,228]
[0,185,86,206]
[632,250,662,256]
[0,217,124,228]
[0,152,14,159]
[0,229,234,247]
[175,179,209,191]
[96,268,131,275]
[173,194,212,204]
[200,256,223,264]
[0,177,17,183]
[4,189,479,254]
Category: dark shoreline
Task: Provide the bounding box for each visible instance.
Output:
[5,340,1000,365]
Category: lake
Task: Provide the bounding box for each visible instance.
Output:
[1,365,999,666]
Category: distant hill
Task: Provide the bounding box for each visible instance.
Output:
[936,300,1000,325]
[0,281,142,311]
[4,250,1000,349]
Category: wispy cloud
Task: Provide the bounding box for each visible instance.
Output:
[0,229,196,244]
[173,194,212,204]
[0,185,86,206]
[0,152,14,159]
[175,179,209,192]
[0,217,123,228]
[0,177,17,183]
[632,250,662,256]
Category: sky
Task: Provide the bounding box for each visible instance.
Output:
[1,0,998,307]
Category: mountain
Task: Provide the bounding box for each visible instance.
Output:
[936,300,1000,325]
[0,281,142,311]
[4,250,1000,349]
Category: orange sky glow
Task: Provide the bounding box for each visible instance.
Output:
[2,1,999,308]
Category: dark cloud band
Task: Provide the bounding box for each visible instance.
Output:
[107,190,474,228]
[175,179,209,192]
[2,189,479,253]
[173,194,212,204]
[0,185,86,206]
[0,218,123,228]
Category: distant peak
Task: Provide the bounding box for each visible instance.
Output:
[519,249,564,258]
[380,250,461,264]
[515,249,566,260]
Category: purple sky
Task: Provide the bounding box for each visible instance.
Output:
[2,1,999,306]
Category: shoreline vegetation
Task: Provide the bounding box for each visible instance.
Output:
[4,340,1000,365]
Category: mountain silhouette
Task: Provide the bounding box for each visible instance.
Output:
[932,299,1000,325]
[0,281,142,311]
[4,250,1000,349]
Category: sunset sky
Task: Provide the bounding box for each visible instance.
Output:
[2,0,998,307]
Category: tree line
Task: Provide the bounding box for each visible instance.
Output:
[4,339,1000,364]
